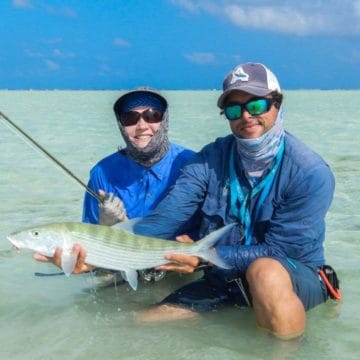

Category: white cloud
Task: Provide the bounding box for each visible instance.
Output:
[171,0,218,14]
[172,1,360,36]
[42,5,77,17]
[12,0,32,9]
[113,38,131,47]
[44,59,60,71]
[52,49,75,58]
[13,1,77,17]
[224,5,324,36]
[24,46,75,63]
[184,52,216,64]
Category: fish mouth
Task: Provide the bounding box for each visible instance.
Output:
[6,235,20,251]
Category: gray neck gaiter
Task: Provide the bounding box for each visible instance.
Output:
[117,110,170,167]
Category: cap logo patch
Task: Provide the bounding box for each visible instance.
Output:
[230,66,249,84]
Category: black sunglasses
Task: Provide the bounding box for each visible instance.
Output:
[221,98,275,121]
[119,108,164,127]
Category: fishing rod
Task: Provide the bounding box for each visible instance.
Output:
[0,110,102,203]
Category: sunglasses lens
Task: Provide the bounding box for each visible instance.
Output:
[142,109,163,123]
[224,105,242,121]
[246,99,271,115]
[223,98,273,121]
[120,112,140,126]
[120,108,163,126]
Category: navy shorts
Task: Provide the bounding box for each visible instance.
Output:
[159,257,328,312]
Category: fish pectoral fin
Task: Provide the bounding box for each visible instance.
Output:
[61,249,77,276]
[122,269,138,290]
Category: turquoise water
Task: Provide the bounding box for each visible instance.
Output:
[0,90,359,359]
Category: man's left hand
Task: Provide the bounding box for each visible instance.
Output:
[33,244,95,274]
[155,235,201,274]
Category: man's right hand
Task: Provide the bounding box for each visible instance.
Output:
[33,244,95,274]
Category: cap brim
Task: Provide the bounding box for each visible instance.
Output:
[217,86,273,109]
[114,88,167,115]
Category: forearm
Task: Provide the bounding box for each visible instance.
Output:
[216,243,279,272]
[133,196,199,239]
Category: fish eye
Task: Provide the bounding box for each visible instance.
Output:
[31,230,40,236]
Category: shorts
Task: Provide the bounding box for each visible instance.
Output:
[159,257,328,312]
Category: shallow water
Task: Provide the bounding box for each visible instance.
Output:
[0,90,359,359]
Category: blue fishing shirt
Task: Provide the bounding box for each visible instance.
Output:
[82,143,195,223]
[133,132,335,280]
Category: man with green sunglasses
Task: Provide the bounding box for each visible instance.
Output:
[57,63,337,339]
[130,62,337,339]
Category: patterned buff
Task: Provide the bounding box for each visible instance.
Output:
[121,93,166,113]
[235,105,285,186]
[116,91,170,167]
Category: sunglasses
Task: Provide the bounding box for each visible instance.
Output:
[119,108,164,127]
[222,98,275,121]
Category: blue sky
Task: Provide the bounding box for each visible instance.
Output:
[1,0,359,90]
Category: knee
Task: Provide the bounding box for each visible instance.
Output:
[246,258,289,292]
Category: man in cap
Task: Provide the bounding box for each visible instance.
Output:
[131,63,336,339]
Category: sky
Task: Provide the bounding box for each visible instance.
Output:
[0,0,359,90]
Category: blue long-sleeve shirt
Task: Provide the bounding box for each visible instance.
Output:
[82,143,195,223]
[133,132,335,279]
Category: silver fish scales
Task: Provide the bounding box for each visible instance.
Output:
[8,221,234,290]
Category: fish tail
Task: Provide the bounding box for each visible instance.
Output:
[195,223,235,269]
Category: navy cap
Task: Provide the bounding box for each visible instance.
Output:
[114,87,167,115]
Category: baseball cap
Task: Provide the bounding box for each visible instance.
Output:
[217,63,281,109]
[114,87,167,115]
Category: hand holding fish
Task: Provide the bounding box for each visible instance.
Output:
[156,234,204,274]
[98,190,128,226]
[33,244,95,274]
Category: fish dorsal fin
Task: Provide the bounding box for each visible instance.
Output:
[114,217,143,233]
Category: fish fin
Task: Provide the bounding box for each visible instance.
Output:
[121,269,138,290]
[196,223,236,249]
[114,217,143,233]
[198,249,232,269]
[120,271,127,280]
[61,248,77,276]
[195,223,236,269]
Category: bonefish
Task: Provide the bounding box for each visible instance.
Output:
[7,221,234,290]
